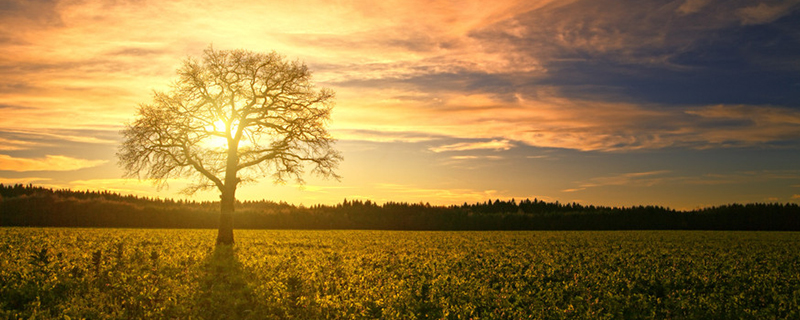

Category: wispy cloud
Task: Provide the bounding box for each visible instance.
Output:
[0,137,34,151]
[0,177,52,185]
[684,105,800,146]
[449,155,504,160]
[440,155,506,170]
[564,170,800,193]
[374,183,545,204]
[64,178,181,198]
[332,129,440,143]
[677,0,713,15]
[430,139,513,152]
[291,184,355,193]
[0,0,798,209]
[0,129,118,147]
[563,170,672,192]
[0,155,107,172]
[738,0,800,25]
[340,83,800,151]
[2,0,798,153]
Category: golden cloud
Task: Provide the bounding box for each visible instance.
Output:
[0,177,52,185]
[0,155,107,172]
[374,183,549,204]
[567,170,673,191]
[336,85,800,152]
[430,140,513,153]
[0,137,34,151]
[2,0,799,156]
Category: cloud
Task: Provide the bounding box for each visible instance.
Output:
[564,170,800,192]
[738,0,800,25]
[332,129,440,143]
[64,178,183,198]
[0,177,52,185]
[685,105,800,146]
[2,0,798,155]
[474,0,799,68]
[291,184,355,193]
[0,155,107,172]
[274,0,563,78]
[449,155,504,160]
[0,0,63,32]
[563,170,672,192]
[374,183,547,204]
[0,129,118,157]
[0,137,36,151]
[430,139,513,152]
[338,80,800,151]
[677,0,713,15]
[689,171,800,185]
[377,183,496,201]
[0,129,118,146]
[793,194,800,199]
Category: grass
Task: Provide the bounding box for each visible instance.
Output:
[2,228,799,319]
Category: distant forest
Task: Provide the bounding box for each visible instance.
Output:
[1,184,799,230]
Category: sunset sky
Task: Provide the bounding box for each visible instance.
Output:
[2,0,799,209]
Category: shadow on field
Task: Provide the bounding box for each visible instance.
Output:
[193,245,258,319]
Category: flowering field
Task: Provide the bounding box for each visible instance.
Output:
[1,228,799,319]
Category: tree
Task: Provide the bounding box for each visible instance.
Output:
[118,46,342,245]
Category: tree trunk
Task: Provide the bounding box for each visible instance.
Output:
[216,189,235,245]
[217,145,239,245]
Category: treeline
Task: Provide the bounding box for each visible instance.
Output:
[1,184,799,230]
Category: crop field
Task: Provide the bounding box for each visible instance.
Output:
[1,228,799,319]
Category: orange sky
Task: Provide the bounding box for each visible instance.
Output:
[2,0,800,209]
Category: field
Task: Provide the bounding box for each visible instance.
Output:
[1,228,799,319]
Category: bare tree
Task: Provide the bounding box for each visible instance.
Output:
[118,46,341,245]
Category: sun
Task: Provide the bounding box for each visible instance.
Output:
[199,119,255,151]
[202,120,230,150]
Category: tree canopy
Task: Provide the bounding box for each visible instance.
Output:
[118,46,341,244]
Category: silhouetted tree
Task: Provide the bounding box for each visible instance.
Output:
[118,46,341,245]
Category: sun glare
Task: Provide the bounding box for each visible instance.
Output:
[202,120,230,150]
[201,119,255,150]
